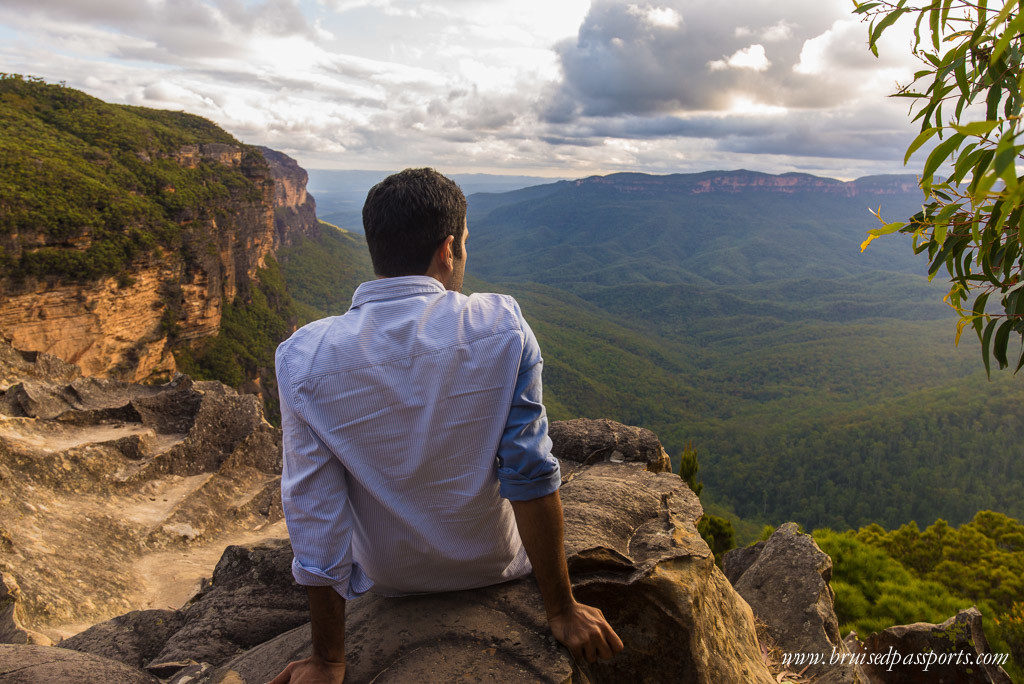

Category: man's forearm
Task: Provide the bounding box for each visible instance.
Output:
[510,490,574,617]
[308,586,346,663]
[511,489,624,663]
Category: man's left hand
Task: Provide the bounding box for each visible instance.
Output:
[548,600,624,663]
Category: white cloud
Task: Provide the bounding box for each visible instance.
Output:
[735,20,793,41]
[709,44,771,72]
[793,29,831,75]
[627,4,683,29]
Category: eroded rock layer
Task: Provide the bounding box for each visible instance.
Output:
[0,338,283,637]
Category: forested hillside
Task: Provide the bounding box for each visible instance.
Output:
[463,172,1024,531]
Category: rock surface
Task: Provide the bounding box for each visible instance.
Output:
[731,522,864,683]
[722,540,764,586]
[0,644,158,683]
[193,461,773,683]
[549,418,672,474]
[149,539,309,667]
[0,573,50,646]
[0,339,283,637]
[851,607,1012,683]
[59,609,185,670]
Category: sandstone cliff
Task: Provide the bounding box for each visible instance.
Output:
[0,145,314,383]
[259,146,320,249]
[0,78,318,385]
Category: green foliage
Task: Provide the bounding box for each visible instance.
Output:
[759,525,776,542]
[175,256,296,424]
[676,441,703,498]
[822,511,1024,676]
[856,511,1024,614]
[0,73,266,282]
[993,602,1024,669]
[277,222,375,323]
[814,528,972,637]
[697,514,736,567]
[855,1,1024,371]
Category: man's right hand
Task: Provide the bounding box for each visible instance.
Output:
[548,600,624,663]
[268,656,346,684]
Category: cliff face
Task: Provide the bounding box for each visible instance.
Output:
[0,145,309,383]
[259,146,320,248]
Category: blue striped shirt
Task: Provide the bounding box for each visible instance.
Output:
[275,276,561,599]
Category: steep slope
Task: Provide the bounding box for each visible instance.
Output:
[0,75,314,384]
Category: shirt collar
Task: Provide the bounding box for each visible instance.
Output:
[351,275,447,309]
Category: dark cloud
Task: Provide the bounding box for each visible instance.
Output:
[544,0,857,121]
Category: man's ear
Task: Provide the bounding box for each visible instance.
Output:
[436,235,455,269]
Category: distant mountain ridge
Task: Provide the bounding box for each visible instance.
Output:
[568,170,921,197]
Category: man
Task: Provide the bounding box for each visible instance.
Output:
[270,168,623,683]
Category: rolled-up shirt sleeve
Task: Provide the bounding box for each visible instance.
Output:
[276,347,373,599]
[496,306,561,501]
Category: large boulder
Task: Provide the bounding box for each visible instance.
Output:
[0,644,158,683]
[197,461,773,683]
[549,419,672,473]
[732,522,864,683]
[60,609,185,669]
[722,540,764,586]
[851,607,1012,683]
[147,538,309,668]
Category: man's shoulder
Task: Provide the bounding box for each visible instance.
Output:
[275,315,338,367]
[458,291,526,333]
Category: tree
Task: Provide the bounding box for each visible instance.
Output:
[675,442,735,563]
[698,515,736,567]
[677,440,703,497]
[856,0,1024,373]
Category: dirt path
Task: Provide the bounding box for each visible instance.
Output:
[44,519,289,641]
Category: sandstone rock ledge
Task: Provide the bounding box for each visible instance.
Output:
[184,460,772,684]
[3,419,776,683]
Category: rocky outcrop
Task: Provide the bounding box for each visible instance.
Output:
[549,418,672,473]
[0,644,158,683]
[60,540,308,676]
[0,144,312,383]
[722,539,764,585]
[0,338,283,637]
[148,539,309,668]
[0,574,50,647]
[59,610,185,670]
[259,146,320,248]
[41,421,773,684]
[849,608,1012,683]
[185,461,771,683]
[729,523,864,683]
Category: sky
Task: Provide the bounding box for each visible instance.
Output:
[0,0,926,179]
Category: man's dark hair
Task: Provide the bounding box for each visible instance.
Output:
[362,168,467,277]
